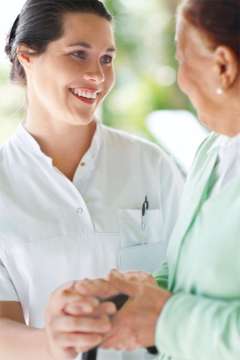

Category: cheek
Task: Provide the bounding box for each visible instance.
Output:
[178,64,194,95]
[177,63,204,100]
[177,65,190,94]
[104,67,115,93]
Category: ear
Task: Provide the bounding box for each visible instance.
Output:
[17,44,36,69]
[213,46,239,90]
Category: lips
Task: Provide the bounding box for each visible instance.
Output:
[69,87,101,106]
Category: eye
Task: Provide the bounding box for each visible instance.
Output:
[71,50,88,60]
[100,54,113,65]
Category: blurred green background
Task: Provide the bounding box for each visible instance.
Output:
[0,0,194,144]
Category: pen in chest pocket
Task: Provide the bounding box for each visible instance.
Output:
[141,196,149,230]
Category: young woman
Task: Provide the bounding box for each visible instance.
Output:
[67,0,240,359]
[0,1,183,359]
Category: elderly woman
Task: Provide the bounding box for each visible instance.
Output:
[64,0,240,359]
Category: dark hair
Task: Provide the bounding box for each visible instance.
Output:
[178,0,240,55]
[5,0,112,85]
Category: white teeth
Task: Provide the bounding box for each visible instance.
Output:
[71,89,98,99]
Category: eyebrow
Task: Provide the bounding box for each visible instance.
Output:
[68,41,116,52]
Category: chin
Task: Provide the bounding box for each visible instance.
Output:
[69,112,95,127]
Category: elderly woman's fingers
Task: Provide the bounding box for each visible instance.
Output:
[74,278,120,299]
[101,319,138,351]
[108,271,140,297]
[116,271,157,286]
[101,336,138,351]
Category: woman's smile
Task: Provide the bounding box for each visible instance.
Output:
[69,87,101,106]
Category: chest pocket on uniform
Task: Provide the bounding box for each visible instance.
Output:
[118,209,166,272]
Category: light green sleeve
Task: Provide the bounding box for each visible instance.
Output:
[152,262,169,290]
[155,292,240,359]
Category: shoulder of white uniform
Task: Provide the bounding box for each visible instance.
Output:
[101,124,185,177]
[101,124,167,156]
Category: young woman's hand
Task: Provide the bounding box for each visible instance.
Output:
[44,281,116,360]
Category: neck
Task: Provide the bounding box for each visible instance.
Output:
[24,109,97,181]
[217,88,240,136]
[202,94,240,137]
[216,105,240,137]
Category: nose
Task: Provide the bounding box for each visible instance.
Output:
[84,62,105,84]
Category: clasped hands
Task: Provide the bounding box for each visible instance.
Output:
[45,270,171,359]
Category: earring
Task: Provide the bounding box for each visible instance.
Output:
[216,87,223,95]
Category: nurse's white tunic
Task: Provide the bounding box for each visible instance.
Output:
[0,122,184,359]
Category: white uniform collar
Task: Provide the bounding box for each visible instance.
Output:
[79,120,102,164]
[14,122,50,158]
[12,120,103,171]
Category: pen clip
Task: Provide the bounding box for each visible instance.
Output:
[144,196,149,210]
[141,196,149,231]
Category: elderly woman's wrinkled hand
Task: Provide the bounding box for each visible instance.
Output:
[110,270,157,286]
[99,270,171,351]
